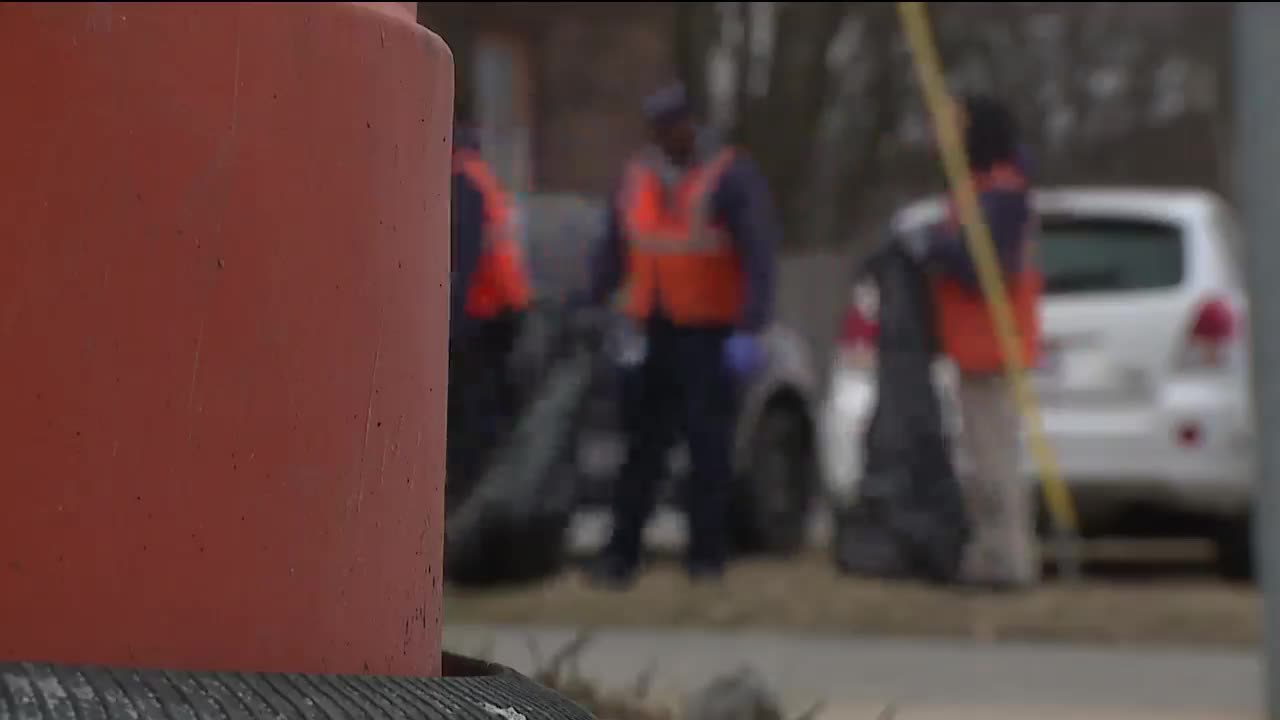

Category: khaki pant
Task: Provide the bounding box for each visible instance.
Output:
[956,372,1039,585]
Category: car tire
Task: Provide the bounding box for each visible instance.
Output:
[0,655,593,720]
[732,401,816,556]
[1215,513,1254,583]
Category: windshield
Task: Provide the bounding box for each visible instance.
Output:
[1037,217,1185,296]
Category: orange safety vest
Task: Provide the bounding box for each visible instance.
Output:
[618,148,744,327]
[930,163,1041,374]
[454,149,531,319]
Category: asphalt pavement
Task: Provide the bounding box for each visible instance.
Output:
[444,624,1260,719]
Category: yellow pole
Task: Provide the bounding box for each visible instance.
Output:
[895,1,1082,578]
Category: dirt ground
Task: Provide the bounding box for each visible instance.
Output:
[444,544,1259,649]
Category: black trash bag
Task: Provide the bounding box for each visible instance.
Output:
[833,239,970,584]
[444,306,601,587]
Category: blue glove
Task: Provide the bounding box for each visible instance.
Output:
[723,332,766,379]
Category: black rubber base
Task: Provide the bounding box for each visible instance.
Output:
[0,654,593,720]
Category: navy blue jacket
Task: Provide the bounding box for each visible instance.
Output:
[925,155,1033,290]
[450,169,486,340]
[450,128,488,341]
[587,152,779,333]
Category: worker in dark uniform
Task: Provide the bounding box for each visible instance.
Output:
[447,119,532,507]
[584,83,779,587]
[904,94,1041,589]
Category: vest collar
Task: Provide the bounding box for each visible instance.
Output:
[639,126,723,189]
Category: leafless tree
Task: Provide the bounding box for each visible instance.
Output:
[676,2,1231,251]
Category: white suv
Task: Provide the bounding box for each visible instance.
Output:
[821,187,1254,577]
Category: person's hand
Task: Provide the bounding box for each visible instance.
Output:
[724,332,766,379]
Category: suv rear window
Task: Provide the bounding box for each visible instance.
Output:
[1037,217,1185,295]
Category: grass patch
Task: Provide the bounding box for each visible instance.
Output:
[446,551,1258,648]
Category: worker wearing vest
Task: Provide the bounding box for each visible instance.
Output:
[450,126,531,337]
[447,122,532,507]
[903,94,1042,590]
[583,83,779,588]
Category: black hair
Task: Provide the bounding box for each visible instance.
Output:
[961,93,1018,172]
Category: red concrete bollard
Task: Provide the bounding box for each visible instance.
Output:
[0,2,453,677]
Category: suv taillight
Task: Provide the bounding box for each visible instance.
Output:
[1180,296,1236,371]
[840,305,879,351]
[838,279,880,369]
[837,300,879,372]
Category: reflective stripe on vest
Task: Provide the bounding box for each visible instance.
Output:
[454,151,531,319]
[621,149,736,255]
[618,148,743,326]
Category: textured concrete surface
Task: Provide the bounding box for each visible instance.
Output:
[444,625,1259,718]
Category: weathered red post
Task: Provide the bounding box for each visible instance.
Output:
[0,1,452,677]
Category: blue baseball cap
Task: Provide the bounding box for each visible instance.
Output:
[643,82,692,126]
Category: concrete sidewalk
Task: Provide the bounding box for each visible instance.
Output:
[445,625,1259,719]
[814,704,1247,719]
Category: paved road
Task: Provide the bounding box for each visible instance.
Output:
[444,624,1260,719]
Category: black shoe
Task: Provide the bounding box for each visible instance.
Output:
[687,561,726,584]
[585,554,639,591]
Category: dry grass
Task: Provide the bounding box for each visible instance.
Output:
[524,631,677,720]
[445,549,1259,648]
[512,630,826,720]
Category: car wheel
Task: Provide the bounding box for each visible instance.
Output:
[732,401,816,556]
[1215,513,1254,583]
